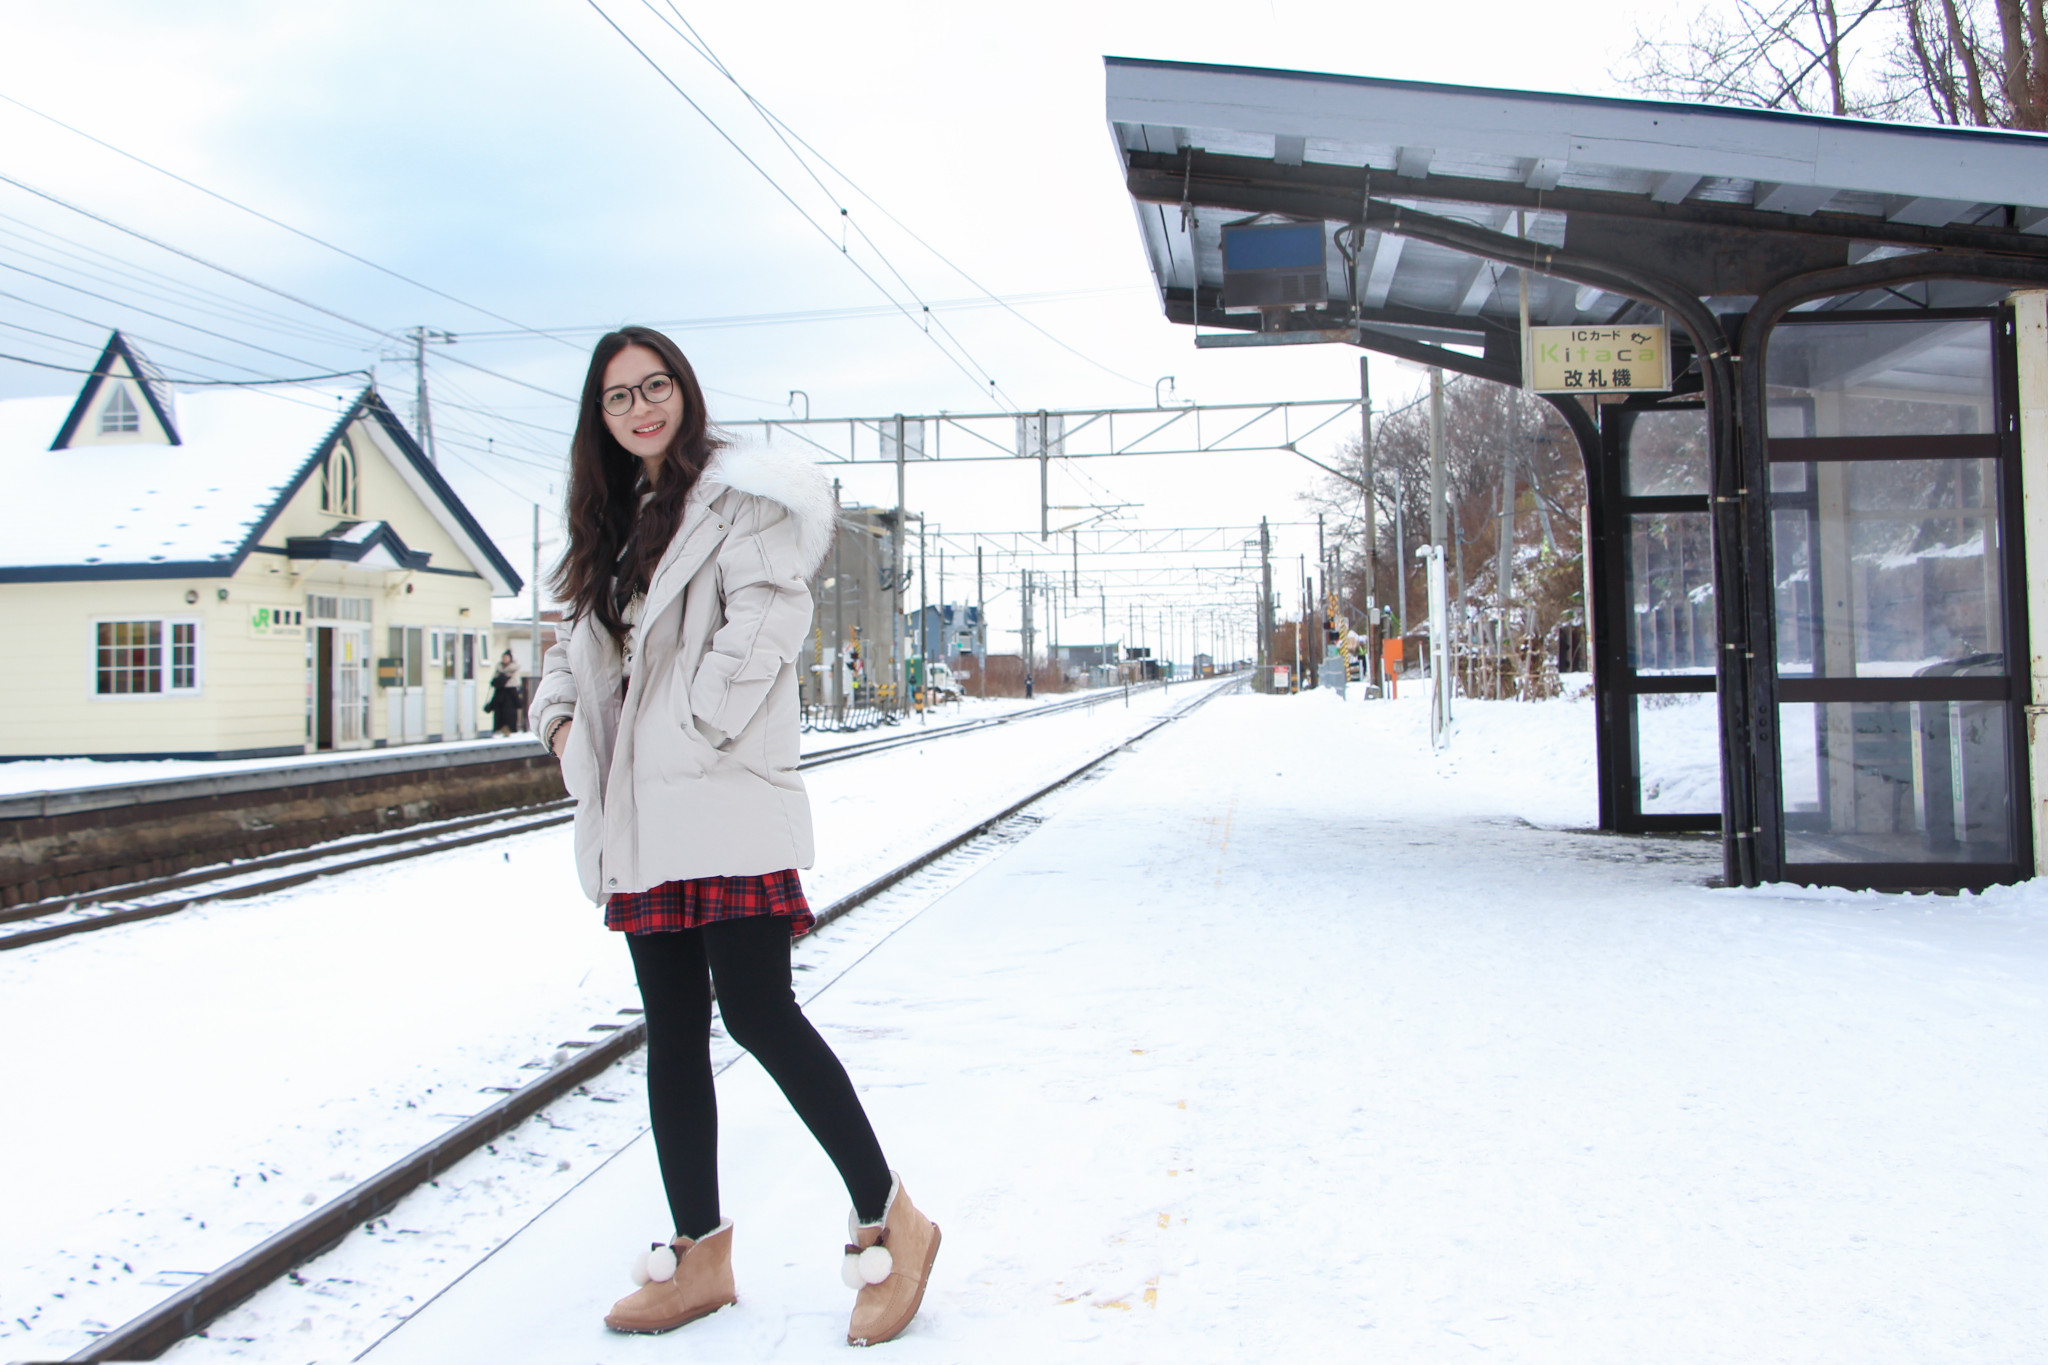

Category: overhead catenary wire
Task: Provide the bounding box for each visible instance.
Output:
[581,0,1017,411]
[646,1,1151,393]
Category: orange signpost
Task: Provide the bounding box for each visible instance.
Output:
[1381,638,1403,699]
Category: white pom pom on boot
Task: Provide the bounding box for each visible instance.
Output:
[844,1173,939,1347]
[604,1221,736,1334]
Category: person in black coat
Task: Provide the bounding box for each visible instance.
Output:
[486,651,525,735]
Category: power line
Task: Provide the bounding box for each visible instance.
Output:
[0,211,368,350]
[0,231,365,356]
[0,90,582,349]
[582,0,1015,411]
[0,287,336,384]
[0,257,345,375]
[0,170,389,339]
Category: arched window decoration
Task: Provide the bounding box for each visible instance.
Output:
[321,437,358,516]
[99,384,140,435]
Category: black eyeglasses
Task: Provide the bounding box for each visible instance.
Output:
[601,373,677,416]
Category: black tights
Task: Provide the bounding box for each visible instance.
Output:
[626,917,892,1239]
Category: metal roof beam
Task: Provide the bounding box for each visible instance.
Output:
[1751,182,1840,216]
[1651,172,1702,204]
[1360,231,1405,307]
[1884,196,1976,226]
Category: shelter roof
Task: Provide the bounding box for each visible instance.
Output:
[1106,58,2048,362]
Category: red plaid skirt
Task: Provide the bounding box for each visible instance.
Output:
[605,870,816,937]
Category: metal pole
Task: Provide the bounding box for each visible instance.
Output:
[413,327,436,465]
[894,414,906,718]
[1038,411,1050,541]
[976,544,986,700]
[831,484,844,716]
[1497,422,1517,701]
[1021,569,1035,697]
[917,515,928,724]
[1429,366,1448,703]
[1395,486,1406,688]
[1259,517,1274,692]
[1428,367,1447,547]
[529,504,540,685]
[1361,354,1379,692]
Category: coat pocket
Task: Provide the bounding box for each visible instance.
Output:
[559,731,600,802]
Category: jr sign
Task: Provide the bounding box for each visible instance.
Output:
[1526,325,1671,394]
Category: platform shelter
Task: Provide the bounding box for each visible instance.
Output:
[1107,57,2048,891]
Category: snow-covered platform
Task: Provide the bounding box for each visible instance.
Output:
[302,693,2048,1358]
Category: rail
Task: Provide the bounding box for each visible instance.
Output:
[64,674,1242,1362]
[2,682,1177,952]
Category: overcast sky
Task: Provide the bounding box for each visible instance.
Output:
[0,0,1651,654]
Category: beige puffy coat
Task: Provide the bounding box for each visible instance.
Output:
[529,443,837,903]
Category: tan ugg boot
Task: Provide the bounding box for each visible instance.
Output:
[603,1221,737,1333]
[843,1174,940,1347]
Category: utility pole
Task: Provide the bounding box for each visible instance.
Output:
[1428,366,1448,702]
[1497,425,1518,700]
[832,479,845,716]
[1360,354,1380,693]
[893,414,907,719]
[1394,488,1407,663]
[917,514,928,724]
[407,327,452,465]
[1258,516,1274,692]
[1021,569,1036,698]
[529,505,541,689]
[1037,411,1050,541]
[1317,513,1327,683]
[976,544,986,700]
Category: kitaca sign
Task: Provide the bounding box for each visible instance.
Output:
[1527,325,1670,394]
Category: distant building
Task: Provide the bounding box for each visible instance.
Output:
[801,502,902,711]
[0,333,522,760]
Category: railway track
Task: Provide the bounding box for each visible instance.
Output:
[1,680,1184,952]
[64,673,1241,1362]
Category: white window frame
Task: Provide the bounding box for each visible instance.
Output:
[99,384,141,435]
[90,616,203,699]
[320,437,359,516]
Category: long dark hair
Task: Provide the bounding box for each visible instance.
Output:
[549,327,723,642]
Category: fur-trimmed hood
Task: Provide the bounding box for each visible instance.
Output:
[699,440,836,579]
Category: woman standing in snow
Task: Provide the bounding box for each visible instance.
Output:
[529,327,938,1347]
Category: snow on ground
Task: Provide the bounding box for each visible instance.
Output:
[0,691,1089,796]
[343,686,2041,1365]
[16,681,2047,1362]
[0,682,1211,1358]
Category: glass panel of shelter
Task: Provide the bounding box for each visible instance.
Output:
[1600,404,1721,832]
[1764,311,2023,875]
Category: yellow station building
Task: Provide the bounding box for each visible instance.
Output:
[0,333,524,759]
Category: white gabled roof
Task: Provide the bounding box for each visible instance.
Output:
[0,385,356,574]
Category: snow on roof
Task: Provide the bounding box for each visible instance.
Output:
[0,385,357,573]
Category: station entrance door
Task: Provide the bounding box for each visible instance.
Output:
[1594,402,1723,833]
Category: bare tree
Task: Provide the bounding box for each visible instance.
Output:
[1304,373,1587,693]
[1622,0,2045,130]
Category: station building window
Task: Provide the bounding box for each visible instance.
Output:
[95,618,200,695]
[99,385,140,435]
[321,437,359,516]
